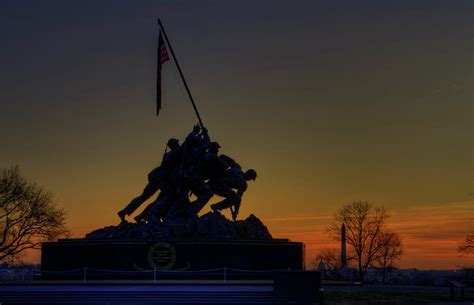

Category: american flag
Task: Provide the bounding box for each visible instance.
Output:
[157,31,169,116]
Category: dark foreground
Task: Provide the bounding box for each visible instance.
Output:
[1,283,473,305]
[0,284,293,305]
[324,285,474,305]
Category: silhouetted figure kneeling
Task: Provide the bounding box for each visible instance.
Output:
[117,125,257,225]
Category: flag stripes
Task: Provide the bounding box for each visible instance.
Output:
[156,31,169,116]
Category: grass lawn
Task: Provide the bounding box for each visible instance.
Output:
[323,290,474,305]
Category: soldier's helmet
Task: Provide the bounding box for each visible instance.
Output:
[244,169,257,181]
[167,138,180,150]
[208,141,221,152]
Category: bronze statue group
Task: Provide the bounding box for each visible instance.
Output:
[118,125,257,224]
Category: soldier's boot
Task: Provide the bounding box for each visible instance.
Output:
[134,213,145,223]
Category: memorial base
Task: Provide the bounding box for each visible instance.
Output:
[39,239,304,280]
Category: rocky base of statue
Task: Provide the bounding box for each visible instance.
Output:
[86,212,272,240]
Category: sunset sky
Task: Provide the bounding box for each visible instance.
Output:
[0,0,472,269]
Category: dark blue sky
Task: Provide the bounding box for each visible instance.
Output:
[0,0,472,268]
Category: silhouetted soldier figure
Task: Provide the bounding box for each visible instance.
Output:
[117,138,180,222]
[137,126,211,222]
[182,141,222,216]
[182,125,210,167]
[210,168,257,221]
[199,142,230,181]
[218,154,241,171]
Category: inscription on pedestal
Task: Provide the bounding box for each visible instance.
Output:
[147,242,176,270]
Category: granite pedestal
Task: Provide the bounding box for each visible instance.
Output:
[40,238,304,280]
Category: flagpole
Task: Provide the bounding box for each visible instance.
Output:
[158,19,204,128]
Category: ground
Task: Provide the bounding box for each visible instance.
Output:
[0,283,473,304]
[323,285,474,305]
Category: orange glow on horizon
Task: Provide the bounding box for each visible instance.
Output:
[23,200,473,270]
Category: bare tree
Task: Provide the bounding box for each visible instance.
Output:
[458,234,474,255]
[329,201,401,282]
[0,166,69,263]
[375,231,402,284]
